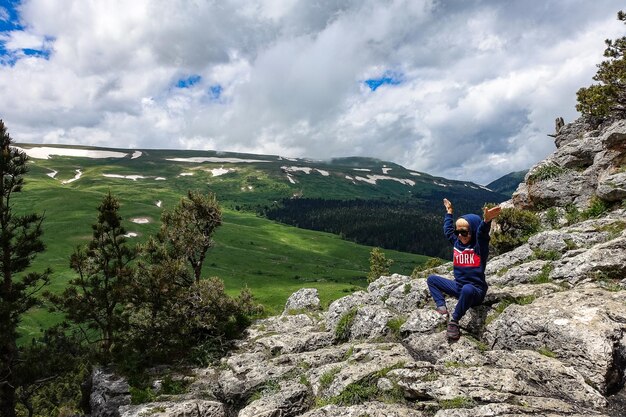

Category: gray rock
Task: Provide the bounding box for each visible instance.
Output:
[597,171,626,201]
[307,342,413,398]
[279,344,353,370]
[487,259,550,286]
[349,305,397,341]
[253,329,335,356]
[402,333,486,366]
[550,230,626,284]
[401,309,446,335]
[326,291,372,331]
[119,400,226,417]
[485,244,534,276]
[237,382,311,417]
[90,368,131,417]
[383,278,431,315]
[485,283,564,307]
[300,401,424,417]
[396,364,533,402]
[248,314,319,338]
[512,118,626,210]
[485,350,606,408]
[554,118,591,148]
[283,288,321,315]
[217,351,296,400]
[528,230,571,252]
[366,274,431,314]
[484,288,626,394]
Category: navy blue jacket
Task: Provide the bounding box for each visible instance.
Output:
[444,213,491,291]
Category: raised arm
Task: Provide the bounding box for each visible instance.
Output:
[443,198,456,244]
[477,205,502,243]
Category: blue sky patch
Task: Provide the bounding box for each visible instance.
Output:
[0,3,54,65]
[0,1,21,32]
[23,48,50,59]
[364,72,403,91]
[209,84,222,100]
[176,74,202,88]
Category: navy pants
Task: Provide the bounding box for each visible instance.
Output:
[426,275,486,322]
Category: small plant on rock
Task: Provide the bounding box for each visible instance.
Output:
[438,396,477,409]
[490,208,541,254]
[537,347,557,358]
[532,249,561,261]
[386,317,407,341]
[528,164,567,184]
[532,264,555,284]
[565,204,581,225]
[545,207,560,228]
[335,307,358,342]
[319,367,341,392]
[582,196,609,219]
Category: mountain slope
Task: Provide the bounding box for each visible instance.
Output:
[486,169,528,197]
[16,144,508,259]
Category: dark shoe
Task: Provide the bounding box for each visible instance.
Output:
[446,321,460,341]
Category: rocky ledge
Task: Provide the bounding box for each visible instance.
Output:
[92,118,626,417]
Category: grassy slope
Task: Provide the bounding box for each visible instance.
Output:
[17,157,430,340]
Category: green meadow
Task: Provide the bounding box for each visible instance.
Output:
[16,149,432,340]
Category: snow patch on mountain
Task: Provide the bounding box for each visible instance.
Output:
[62,169,82,184]
[103,174,147,181]
[209,167,230,177]
[167,157,270,163]
[282,166,330,176]
[355,175,415,186]
[15,146,127,160]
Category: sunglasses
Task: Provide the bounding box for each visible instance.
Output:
[454,229,470,237]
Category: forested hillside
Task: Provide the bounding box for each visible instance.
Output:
[265,187,506,258]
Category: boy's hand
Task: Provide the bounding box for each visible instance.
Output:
[443,198,453,214]
[483,205,502,222]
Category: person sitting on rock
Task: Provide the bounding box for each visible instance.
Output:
[426,198,501,341]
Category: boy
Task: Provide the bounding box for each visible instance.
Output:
[426,198,501,341]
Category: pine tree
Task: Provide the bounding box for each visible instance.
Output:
[160,190,222,282]
[48,193,136,360]
[0,120,50,417]
[576,11,626,122]
[367,247,393,283]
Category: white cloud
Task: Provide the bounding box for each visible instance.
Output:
[0,0,623,184]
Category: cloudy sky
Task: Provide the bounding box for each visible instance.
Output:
[0,0,623,184]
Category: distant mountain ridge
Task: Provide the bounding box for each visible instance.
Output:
[15,143,500,196]
[486,169,528,197]
[15,143,509,258]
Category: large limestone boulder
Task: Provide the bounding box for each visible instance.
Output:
[300,401,425,417]
[308,343,413,398]
[119,400,226,417]
[485,350,607,408]
[483,288,626,394]
[283,288,321,314]
[217,351,297,400]
[238,381,311,417]
[512,118,626,210]
[90,368,131,417]
[550,230,626,284]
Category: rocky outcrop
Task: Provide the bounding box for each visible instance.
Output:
[90,368,131,417]
[92,117,626,417]
[513,119,626,210]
